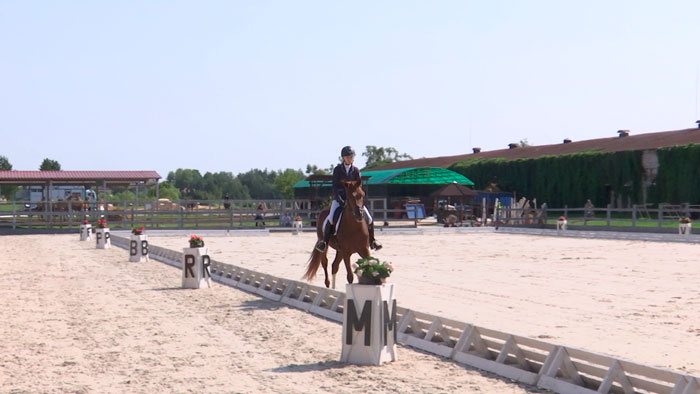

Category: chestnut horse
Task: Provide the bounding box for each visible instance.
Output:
[303,180,371,288]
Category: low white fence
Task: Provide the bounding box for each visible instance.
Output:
[495,227,700,244]
[110,234,699,394]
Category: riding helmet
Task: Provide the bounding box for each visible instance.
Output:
[341,146,355,157]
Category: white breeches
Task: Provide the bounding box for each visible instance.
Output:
[323,200,372,227]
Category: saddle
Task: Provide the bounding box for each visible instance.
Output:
[332,206,343,233]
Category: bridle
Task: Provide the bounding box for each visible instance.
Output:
[344,183,365,222]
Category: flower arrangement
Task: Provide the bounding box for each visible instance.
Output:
[96,219,107,229]
[189,234,204,248]
[558,216,567,221]
[132,226,145,235]
[352,256,394,285]
[82,220,89,225]
[679,217,691,224]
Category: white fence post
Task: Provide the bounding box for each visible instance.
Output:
[95,228,111,249]
[129,234,149,262]
[181,247,212,289]
[341,283,398,365]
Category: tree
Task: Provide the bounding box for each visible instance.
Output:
[305,164,330,176]
[147,181,181,201]
[0,155,17,200]
[237,169,280,199]
[167,169,202,196]
[274,169,305,199]
[166,170,251,200]
[39,158,61,171]
[0,155,11,171]
[362,146,413,169]
[199,171,249,200]
[111,190,136,202]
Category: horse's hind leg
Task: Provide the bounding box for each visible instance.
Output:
[330,252,343,289]
[321,252,330,288]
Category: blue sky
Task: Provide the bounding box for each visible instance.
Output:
[2,1,699,178]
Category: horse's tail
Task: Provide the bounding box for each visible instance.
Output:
[303,248,323,281]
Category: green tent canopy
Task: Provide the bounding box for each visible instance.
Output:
[293,167,474,188]
[363,167,474,185]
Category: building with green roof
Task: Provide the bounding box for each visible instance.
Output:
[293,167,475,216]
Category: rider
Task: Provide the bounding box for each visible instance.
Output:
[314,146,383,253]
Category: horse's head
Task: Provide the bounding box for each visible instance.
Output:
[342,180,365,222]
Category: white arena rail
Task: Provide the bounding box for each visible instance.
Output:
[110,235,700,394]
[495,227,700,244]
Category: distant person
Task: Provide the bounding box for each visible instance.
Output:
[584,199,594,225]
[223,194,231,210]
[314,146,382,252]
[255,203,265,227]
[280,213,292,227]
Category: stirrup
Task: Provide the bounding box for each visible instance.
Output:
[315,241,327,252]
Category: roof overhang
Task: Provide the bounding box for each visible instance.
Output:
[0,171,161,186]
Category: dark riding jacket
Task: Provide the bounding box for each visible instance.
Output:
[332,163,361,203]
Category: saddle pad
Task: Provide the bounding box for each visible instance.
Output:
[335,211,343,233]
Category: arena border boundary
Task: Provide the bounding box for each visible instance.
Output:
[495,227,700,244]
[110,235,699,394]
[378,225,700,244]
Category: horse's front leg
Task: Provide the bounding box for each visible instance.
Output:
[330,252,343,289]
[321,252,330,288]
[344,253,354,285]
[358,247,371,259]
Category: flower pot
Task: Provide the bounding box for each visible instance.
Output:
[95,228,111,249]
[129,234,149,262]
[79,224,91,241]
[679,222,692,235]
[557,219,567,232]
[341,283,397,366]
[292,220,303,235]
[181,247,212,289]
[357,276,385,285]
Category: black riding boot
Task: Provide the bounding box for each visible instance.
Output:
[315,221,334,252]
[368,222,382,251]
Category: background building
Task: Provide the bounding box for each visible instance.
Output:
[369,126,700,208]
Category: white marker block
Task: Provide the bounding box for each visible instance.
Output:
[292,220,303,235]
[95,228,111,249]
[129,234,149,262]
[679,223,692,236]
[341,283,397,366]
[182,247,212,289]
[557,219,567,232]
[79,224,92,241]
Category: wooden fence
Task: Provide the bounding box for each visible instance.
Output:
[490,203,700,230]
[3,198,699,231]
[0,198,420,230]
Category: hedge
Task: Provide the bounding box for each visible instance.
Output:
[449,150,644,207]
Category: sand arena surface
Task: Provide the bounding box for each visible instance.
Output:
[1,234,547,394]
[148,231,700,376]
